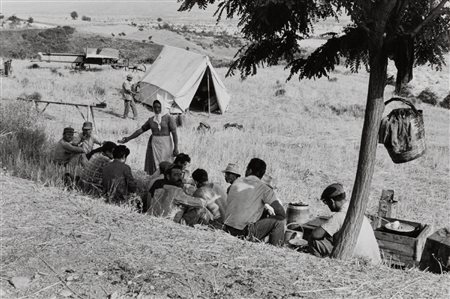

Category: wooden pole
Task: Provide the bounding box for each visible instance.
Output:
[207,69,211,116]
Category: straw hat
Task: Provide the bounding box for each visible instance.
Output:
[222,163,240,176]
[261,174,277,189]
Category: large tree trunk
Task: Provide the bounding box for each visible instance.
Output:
[331,0,397,259]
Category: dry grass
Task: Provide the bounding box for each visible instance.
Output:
[1,173,449,298]
[2,57,449,229]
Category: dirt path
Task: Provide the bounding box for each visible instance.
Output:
[1,173,449,298]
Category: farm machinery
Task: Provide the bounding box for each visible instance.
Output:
[37,47,146,72]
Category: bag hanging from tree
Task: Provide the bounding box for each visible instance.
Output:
[378,97,426,163]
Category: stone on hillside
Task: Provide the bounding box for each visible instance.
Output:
[60,289,73,297]
[9,276,31,289]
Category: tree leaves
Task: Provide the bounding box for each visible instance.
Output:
[178,0,449,80]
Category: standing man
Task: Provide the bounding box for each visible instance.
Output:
[53,127,86,166]
[222,163,241,194]
[73,121,103,154]
[308,183,381,263]
[224,158,286,246]
[122,74,138,120]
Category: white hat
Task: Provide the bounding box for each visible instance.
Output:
[222,163,240,176]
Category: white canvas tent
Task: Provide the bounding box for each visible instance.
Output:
[136,46,230,114]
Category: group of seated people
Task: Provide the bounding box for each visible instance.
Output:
[53,123,381,263]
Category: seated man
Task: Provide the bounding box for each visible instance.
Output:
[78,141,116,195]
[173,153,192,184]
[191,168,227,225]
[222,163,241,194]
[102,145,137,204]
[224,158,286,246]
[142,161,173,213]
[148,165,214,226]
[309,183,381,264]
[53,127,86,166]
[73,121,103,154]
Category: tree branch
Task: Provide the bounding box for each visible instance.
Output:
[411,0,449,36]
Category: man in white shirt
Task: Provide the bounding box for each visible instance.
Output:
[224,158,286,246]
[309,183,381,263]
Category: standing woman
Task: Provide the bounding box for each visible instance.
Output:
[118,100,179,175]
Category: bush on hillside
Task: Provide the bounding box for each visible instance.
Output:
[417,88,439,106]
[440,93,450,109]
[81,16,91,22]
[27,63,40,69]
[0,101,48,162]
[27,17,33,24]
[70,11,78,20]
[157,17,163,22]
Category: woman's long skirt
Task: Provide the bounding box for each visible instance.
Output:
[144,135,173,175]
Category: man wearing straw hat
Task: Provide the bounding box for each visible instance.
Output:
[309,183,381,263]
[122,74,138,120]
[222,163,241,194]
[224,158,286,246]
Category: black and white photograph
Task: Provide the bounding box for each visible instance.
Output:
[1,0,449,298]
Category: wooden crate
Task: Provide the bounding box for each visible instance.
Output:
[375,217,433,267]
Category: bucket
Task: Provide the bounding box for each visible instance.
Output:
[284,222,304,244]
[287,203,310,224]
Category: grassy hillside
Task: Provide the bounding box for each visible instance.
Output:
[1,58,449,229]
[1,173,449,298]
[0,27,162,64]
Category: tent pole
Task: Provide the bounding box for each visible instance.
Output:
[207,69,211,116]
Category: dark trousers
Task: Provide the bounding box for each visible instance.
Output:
[123,100,137,119]
[308,235,334,257]
[225,218,285,246]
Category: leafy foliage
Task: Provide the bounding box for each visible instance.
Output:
[178,0,449,81]
[70,11,78,20]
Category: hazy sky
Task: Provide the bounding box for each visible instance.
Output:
[1,0,219,20]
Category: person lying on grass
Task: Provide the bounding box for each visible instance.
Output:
[102,145,137,204]
[147,165,217,226]
[78,141,116,196]
[224,158,286,246]
[308,183,381,264]
[53,127,86,167]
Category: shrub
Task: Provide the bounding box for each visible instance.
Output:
[23,92,42,101]
[148,36,152,40]
[417,88,439,106]
[157,17,162,22]
[81,16,91,22]
[70,11,78,20]
[0,101,47,162]
[440,93,450,109]
[317,102,365,118]
[27,17,33,24]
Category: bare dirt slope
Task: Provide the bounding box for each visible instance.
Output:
[1,173,449,299]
